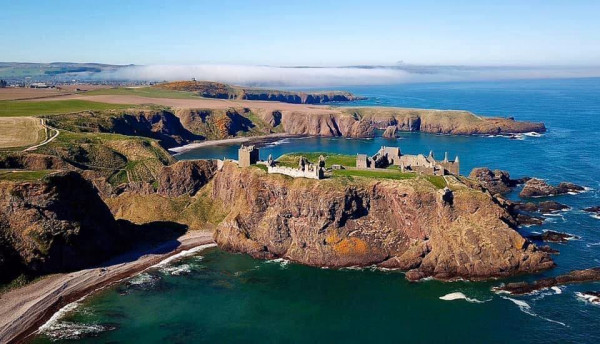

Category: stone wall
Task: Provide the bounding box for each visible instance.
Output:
[267,165,323,179]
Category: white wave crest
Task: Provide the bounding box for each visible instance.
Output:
[501,296,567,327]
[160,263,193,276]
[265,257,290,268]
[575,292,600,305]
[153,243,216,269]
[439,292,490,303]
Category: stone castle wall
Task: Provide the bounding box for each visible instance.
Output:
[267,165,322,179]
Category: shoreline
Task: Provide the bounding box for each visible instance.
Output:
[168,133,298,154]
[0,230,215,344]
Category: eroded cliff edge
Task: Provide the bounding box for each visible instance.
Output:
[210,163,553,281]
[0,157,554,283]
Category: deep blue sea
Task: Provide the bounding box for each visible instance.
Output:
[34,78,600,343]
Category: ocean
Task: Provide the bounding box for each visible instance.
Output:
[34,78,600,343]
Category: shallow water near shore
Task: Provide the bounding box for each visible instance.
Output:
[34,78,600,343]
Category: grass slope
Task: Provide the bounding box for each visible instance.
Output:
[85,87,201,99]
[277,152,356,168]
[0,100,132,117]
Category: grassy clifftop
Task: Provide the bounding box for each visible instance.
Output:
[157,81,359,104]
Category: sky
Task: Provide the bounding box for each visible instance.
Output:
[1,0,600,67]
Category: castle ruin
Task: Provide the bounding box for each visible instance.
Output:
[357,146,459,176]
[238,144,259,167]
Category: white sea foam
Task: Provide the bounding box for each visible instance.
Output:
[127,272,158,286]
[38,298,114,340]
[551,286,563,294]
[160,263,193,276]
[586,242,600,248]
[590,214,600,220]
[265,257,290,268]
[575,292,600,305]
[524,132,544,137]
[439,292,490,303]
[501,296,567,327]
[153,243,216,269]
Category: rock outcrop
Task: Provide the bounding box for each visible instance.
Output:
[157,160,218,197]
[211,163,553,281]
[527,230,578,243]
[514,201,569,213]
[382,126,398,139]
[584,206,600,216]
[496,267,600,295]
[0,172,186,283]
[469,167,526,195]
[0,172,124,282]
[520,178,585,198]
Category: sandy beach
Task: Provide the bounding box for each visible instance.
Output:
[0,230,215,344]
[169,133,297,153]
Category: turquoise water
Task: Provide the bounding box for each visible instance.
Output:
[35,79,600,343]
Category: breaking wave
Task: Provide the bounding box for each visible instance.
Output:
[439,292,491,303]
[501,296,567,327]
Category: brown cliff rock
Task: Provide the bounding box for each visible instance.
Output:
[382,126,398,139]
[212,163,554,281]
[520,178,585,198]
[157,160,218,197]
[469,167,526,195]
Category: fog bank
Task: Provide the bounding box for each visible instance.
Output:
[96,64,600,87]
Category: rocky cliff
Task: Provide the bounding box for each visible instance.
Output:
[0,172,187,284]
[157,81,360,104]
[211,163,553,281]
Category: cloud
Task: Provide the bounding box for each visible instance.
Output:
[95,64,600,87]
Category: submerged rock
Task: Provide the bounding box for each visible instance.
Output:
[520,178,585,198]
[583,206,600,215]
[527,230,578,243]
[576,291,600,305]
[514,201,569,213]
[496,267,600,295]
[515,213,545,226]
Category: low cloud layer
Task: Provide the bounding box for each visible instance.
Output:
[96,64,600,87]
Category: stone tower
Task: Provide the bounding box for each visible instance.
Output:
[238,145,259,167]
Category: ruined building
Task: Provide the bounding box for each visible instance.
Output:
[267,155,324,180]
[238,145,259,167]
[357,146,460,176]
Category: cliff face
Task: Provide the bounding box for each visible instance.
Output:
[0,172,123,281]
[211,163,553,281]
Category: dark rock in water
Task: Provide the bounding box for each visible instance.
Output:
[468,167,525,195]
[519,178,585,198]
[515,201,569,213]
[515,213,545,226]
[537,245,560,254]
[556,182,585,194]
[584,206,600,215]
[382,126,398,139]
[496,267,600,295]
[576,291,600,304]
[527,230,578,243]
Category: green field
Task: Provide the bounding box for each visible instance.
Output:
[0,100,133,117]
[0,170,54,181]
[85,87,201,99]
[332,169,416,181]
[277,152,357,168]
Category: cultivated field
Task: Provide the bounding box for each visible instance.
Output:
[0,117,44,148]
[0,85,111,101]
[0,99,132,117]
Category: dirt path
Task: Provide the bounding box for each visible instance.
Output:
[0,231,215,344]
[23,119,59,152]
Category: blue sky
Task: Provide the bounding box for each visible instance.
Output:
[1,0,599,66]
